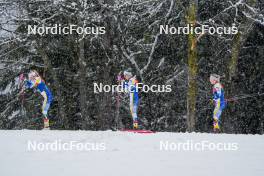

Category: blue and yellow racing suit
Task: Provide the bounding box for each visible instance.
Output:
[213,83,226,121]
[25,75,53,117]
[123,76,139,122]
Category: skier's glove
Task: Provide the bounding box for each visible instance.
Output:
[209,99,214,105]
[117,74,124,82]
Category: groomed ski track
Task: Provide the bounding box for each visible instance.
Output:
[0,130,263,176]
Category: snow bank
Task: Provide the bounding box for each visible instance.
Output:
[0,130,263,176]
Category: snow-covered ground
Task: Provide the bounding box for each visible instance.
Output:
[0,130,263,176]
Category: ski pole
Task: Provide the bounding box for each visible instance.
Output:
[226,93,264,102]
[18,73,26,117]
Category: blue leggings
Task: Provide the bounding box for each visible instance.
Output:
[43,100,52,116]
[130,103,138,122]
[213,104,225,120]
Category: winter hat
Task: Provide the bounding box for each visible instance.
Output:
[124,68,133,77]
[28,70,39,80]
[210,74,220,82]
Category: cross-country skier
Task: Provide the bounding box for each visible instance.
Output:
[118,69,139,129]
[23,70,53,129]
[210,74,226,132]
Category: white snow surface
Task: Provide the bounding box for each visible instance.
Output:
[0,130,263,176]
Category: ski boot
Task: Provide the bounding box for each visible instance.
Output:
[213,118,220,133]
[43,117,50,129]
[133,120,138,129]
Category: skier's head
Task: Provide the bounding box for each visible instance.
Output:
[123,68,133,80]
[210,74,220,85]
[28,70,39,80]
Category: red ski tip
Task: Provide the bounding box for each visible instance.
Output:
[120,129,155,134]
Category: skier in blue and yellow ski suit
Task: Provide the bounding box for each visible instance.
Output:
[25,70,53,128]
[210,74,226,131]
[122,69,139,129]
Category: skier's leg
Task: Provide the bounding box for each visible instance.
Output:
[42,101,52,128]
[41,92,48,116]
[43,102,51,117]
[129,91,139,129]
[41,91,50,128]
[130,103,138,129]
[132,103,138,128]
[129,103,136,128]
[213,103,222,130]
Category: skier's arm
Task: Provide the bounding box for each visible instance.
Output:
[24,80,34,89]
[123,81,129,92]
[213,90,220,100]
[117,74,127,90]
[117,74,123,83]
[213,85,222,106]
[130,81,136,91]
[130,78,138,92]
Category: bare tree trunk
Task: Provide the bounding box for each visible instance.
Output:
[115,91,122,129]
[97,2,115,130]
[225,0,256,132]
[186,2,198,132]
[228,0,256,82]
[78,39,89,129]
[228,33,242,82]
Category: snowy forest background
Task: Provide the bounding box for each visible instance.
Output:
[0,0,263,133]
